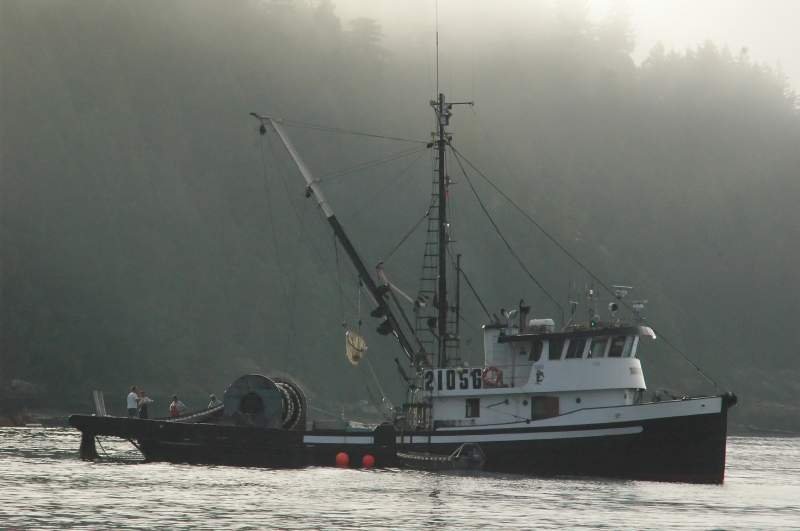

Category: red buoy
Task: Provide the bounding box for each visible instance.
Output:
[335,451,349,468]
[362,453,375,468]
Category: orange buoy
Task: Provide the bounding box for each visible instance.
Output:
[362,454,375,468]
[335,451,350,468]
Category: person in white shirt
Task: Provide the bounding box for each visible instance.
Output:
[126,386,139,417]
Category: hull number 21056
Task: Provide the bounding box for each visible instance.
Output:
[423,368,483,391]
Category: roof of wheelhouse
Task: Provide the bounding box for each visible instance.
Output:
[496,325,655,344]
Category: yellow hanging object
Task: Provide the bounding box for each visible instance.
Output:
[345,329,367,366]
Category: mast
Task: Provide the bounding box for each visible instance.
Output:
[254,114,419,366]
[435,93,449,368]
[428,93,471,368]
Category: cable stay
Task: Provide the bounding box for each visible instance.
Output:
[318,145,429,184]
[252,113,426,370]
[449,144,566,323]
[382,203,432,264]
[271,116,429,145]
[448,143,722,392]
[446,247,492,322]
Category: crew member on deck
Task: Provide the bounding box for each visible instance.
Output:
[127,386,138,417]
[138,390,154,419]
[208,394,221,408]
[169,395,186,417]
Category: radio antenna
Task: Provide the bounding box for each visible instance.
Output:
[435,0,439,96]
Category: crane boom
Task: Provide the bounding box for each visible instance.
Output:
[252,114,421,367]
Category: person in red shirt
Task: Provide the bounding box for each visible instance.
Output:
[169,395,186,417]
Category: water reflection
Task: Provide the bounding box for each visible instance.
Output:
[0,429,797,530]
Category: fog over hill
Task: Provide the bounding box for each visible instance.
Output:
[1,0,798,431]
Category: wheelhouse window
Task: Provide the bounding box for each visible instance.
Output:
[548,339,565,360]
[531,396,559,419]
[608,336,629,357]
[466,398,480,418]
[529,340,543,362]
[626,336,640,358]
[589,337,608,358]
[565,338,587,359]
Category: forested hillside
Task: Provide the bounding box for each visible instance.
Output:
[2,0,798,430]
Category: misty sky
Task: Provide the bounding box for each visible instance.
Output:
[336,0,800,91]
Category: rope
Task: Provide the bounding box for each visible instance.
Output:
[449,144,722,392]
[333,235,345,326]
[382,204,432,263]
[280,118,428,145]
[452,256,492,321]
[263,133,330,272]
[95,436,109,458]
[364,357,392,411]
[349,149,427,220]
[450,146,565,321]
[445,247,492,324]
[320,146,428,184]
[259,135,295,361]
[258,136,288,284]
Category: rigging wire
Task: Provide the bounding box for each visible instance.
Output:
[280,118,428,145]
[349,149,428,221]
[382,204,432,264]
[446,247,492,322]
[364,357,392,410]
[259,134,295,363]
[333,235,345,326]
[319,146,429,184]
[450,146,566,322]
[260,132,358,314]
[449,143,722,392]
[435,0,439,97]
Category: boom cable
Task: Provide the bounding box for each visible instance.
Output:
[446,247,492,322]
[382,203,432,264]
[320,146,428,184]
[280,118,428,145]
[449,144,722,392]
[349,149,427,221]
[450,145,565,322]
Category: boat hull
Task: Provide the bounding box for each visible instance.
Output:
[69,395,734,483]
[399,404,730,483]
[69,415,397,468]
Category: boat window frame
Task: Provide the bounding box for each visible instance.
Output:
[528,339,544,362]
[608,335,630,357]
[588,337,608,358]
[626,336,640,358]
[547,338,565,361]
[465,398,480,418]
[564,337,588,359]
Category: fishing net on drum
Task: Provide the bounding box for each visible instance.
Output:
[345,329,367,366]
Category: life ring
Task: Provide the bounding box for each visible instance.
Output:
[482,366,503,387]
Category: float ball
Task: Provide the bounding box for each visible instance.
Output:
[335,452,350,468]
[362,454,375,468]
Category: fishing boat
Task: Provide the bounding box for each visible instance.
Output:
[70,89,736,483]
[253,93,737,484]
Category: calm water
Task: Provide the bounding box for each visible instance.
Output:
[0,428,798,530]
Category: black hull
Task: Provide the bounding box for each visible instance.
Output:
[399,409,729,484]
[69,415,396,469]
[69,397,733,484]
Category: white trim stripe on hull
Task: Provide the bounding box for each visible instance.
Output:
[398,426,643,444]
[436,396,722,432]
[303,435,375,445]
